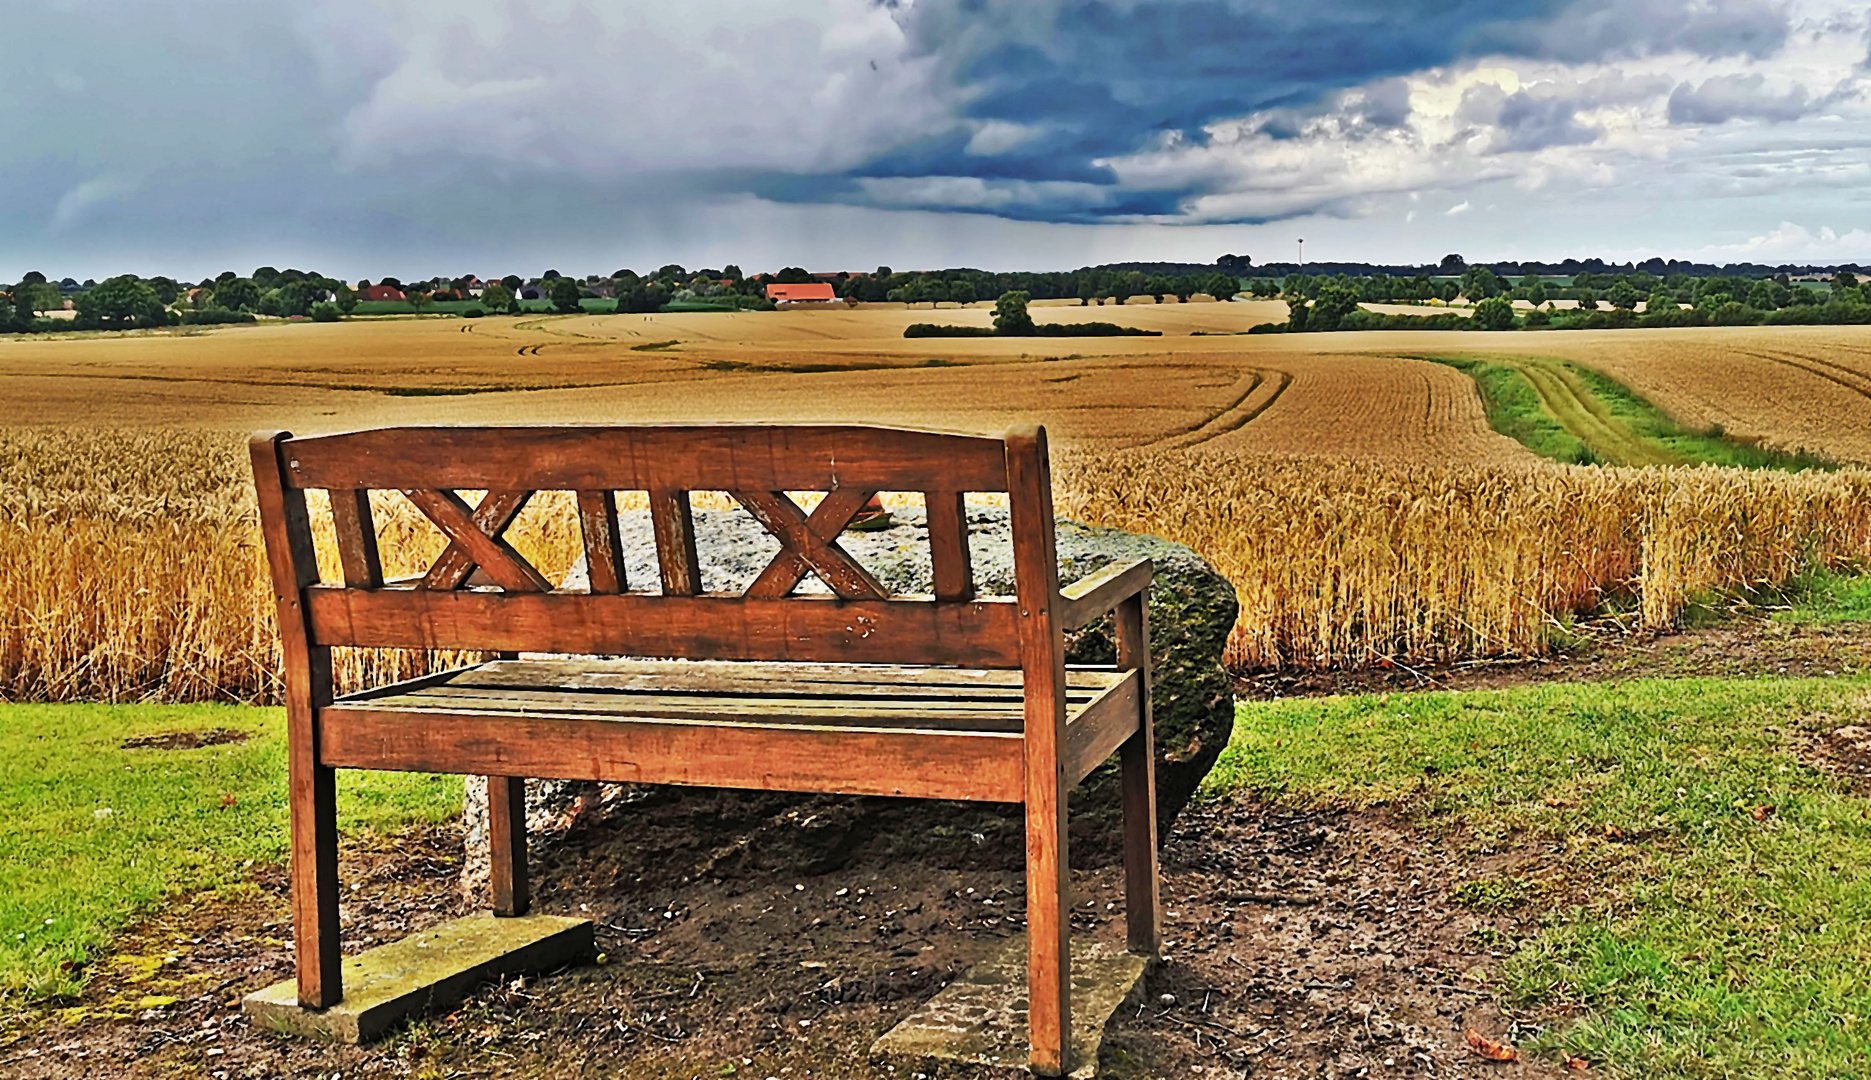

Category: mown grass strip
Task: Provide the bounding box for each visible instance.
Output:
[1431,355,1836,471]
[1207,674,1871,1078]
[0,704,461,1001]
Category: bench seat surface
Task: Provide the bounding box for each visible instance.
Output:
[319,658,1140,803]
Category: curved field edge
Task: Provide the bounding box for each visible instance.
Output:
[1204,674,1871,1079]
[1427,355,1838,471]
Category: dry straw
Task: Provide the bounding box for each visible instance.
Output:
[3,430,1870,702]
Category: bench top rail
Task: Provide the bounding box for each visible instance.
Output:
[253,424,1040,669]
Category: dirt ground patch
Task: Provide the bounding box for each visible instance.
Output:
[4,787,1569,1079]
[1239,613,1871,701]
[117,729,249,751]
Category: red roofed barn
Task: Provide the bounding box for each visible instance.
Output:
[361,284,405,302]
[765,282,839,305]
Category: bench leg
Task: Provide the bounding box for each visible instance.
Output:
[1026,789,1072,1075]
[487,776,530,917]
[1117,594,1161,956]
[1119,728,1160,955]
[291,751,342,1008]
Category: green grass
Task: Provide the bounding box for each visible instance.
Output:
[1431,355,1835,471]
[1570,366,1837,471]
[1776,570,1871,625]
[1434,356,1597,464]
[1207,675,1871,1077]
[0,704,460,1001]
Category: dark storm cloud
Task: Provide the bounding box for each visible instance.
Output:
[836,0,1799,220]
[1476,0,1791,63]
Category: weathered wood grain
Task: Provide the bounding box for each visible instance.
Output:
[1059,558,1153,632]
[1006,423,1072,1075]
[250,432,343,1009]
[320,707,1025,803]
[281,425,1010,494]
[304,588,1024,667]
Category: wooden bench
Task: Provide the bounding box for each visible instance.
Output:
[250,423,1159,1075]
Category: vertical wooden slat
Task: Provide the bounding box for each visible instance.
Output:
[575,490,626,594]
[926,490,974,602]
[249,432,342,1009]
[487,648,530,917]
[329,489,383,589]
[487,775,530,916]
[650,488,703,595]
[1006,425,1071,1077]
[1116,593,1160,957]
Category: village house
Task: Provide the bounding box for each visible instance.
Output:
[360,284,405,302]
[764,282,841,306]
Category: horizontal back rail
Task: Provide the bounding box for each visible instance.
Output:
[279,425,1010,493]
[304,586,1024,668]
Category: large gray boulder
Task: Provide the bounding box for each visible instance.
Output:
[462,505,1236,897]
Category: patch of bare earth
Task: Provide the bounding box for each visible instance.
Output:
[6,786,1573,1079]
[1239,614,1871,701]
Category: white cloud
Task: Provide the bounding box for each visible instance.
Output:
[855,176,1111,211]
[1090,1,1871,225]
[964,119,1043,156]
[1690,220,1871,259]
[1445,200,1471,216]
[312,1,963,176]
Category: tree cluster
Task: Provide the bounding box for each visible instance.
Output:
[841,266,1242,306]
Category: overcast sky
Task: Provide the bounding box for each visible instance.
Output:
[6,0,1869,280]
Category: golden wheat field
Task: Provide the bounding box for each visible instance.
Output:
[5,305,1871,702]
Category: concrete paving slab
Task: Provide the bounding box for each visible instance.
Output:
[243,913,593,1043]
[871,934,1153,1078]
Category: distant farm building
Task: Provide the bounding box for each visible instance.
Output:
[361,285,405,302]
[765,282,840,306]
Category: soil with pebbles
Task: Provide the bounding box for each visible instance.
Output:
[3,787,1569,1079]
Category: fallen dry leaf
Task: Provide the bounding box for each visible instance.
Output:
[1602,823,1625,840]
[1565,1053,1590,1070]
[1465,1029,1519,1062]
[1751,805,1776,821]
[219,793,238,808]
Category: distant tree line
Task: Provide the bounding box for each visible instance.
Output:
[1262,270,1871,334]
[839,266,1244,306]
[6,251,1870,336]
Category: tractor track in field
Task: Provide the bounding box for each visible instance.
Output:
[1734,348,1871,402]
[1145,368,1292,450]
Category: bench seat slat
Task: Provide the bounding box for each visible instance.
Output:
[319,709,1028,802]
[318,659,1140,802]
[449,657,1123,691]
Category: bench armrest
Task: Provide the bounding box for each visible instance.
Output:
[1058,558,1153,631]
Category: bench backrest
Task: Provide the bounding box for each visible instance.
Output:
[250,424,1064,672]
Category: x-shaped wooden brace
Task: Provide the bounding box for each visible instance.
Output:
[404,488,552,592]
[734,489,888,599]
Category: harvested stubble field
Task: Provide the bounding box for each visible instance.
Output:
[4,309,1871,700]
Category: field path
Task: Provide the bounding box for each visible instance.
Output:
[1496,357,1682,466]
